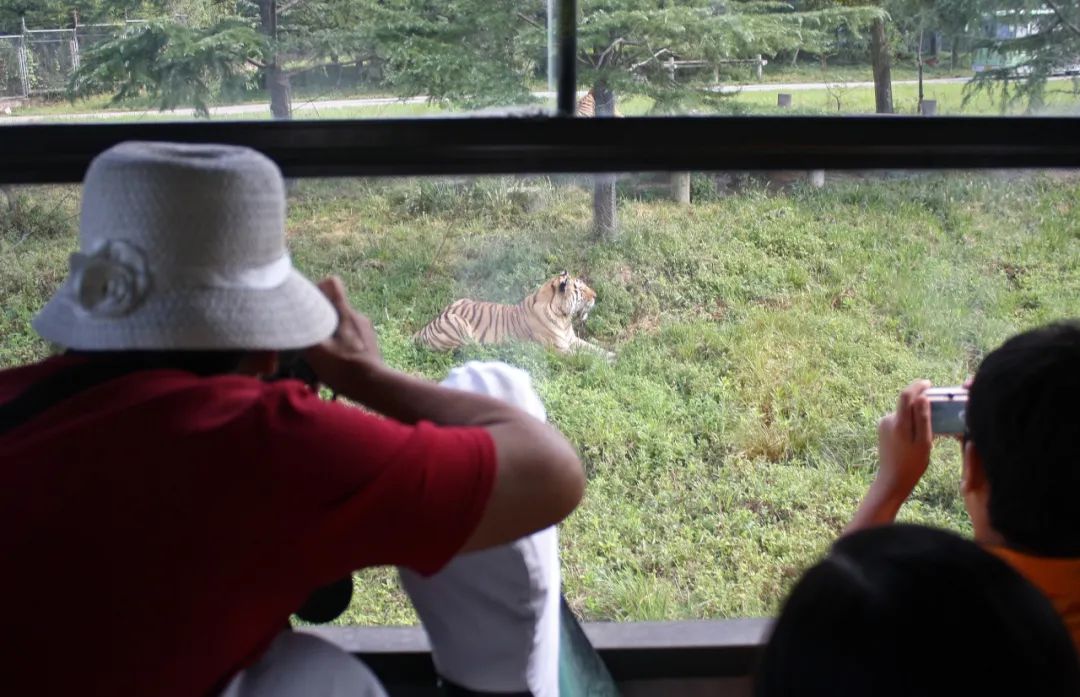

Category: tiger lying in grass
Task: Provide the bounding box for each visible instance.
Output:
[414,271,614,360]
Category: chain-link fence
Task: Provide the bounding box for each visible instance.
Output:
[23,29,78,95]
[0,35,28,99]
[75,23,126,58]
[0,21,144,101]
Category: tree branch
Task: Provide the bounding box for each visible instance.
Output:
[285,59,373,77]
[246,58,267,69]
[277,0,307,14]
[1044,0,1080,39]
[597,37,626,69]
[629,47,674,72]
[516,12,544,30]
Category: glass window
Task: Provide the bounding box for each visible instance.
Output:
[3,2,1079,124]
[5,167,1076,623]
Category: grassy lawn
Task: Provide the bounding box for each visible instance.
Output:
[3,172,1077,625]
[724,79,1080,116]
[5,76,1078,124]
[753,59,973,85]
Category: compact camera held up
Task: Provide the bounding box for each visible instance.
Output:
[927,386,968,436]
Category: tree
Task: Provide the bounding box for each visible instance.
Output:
[70,18,265,115]
[573,0,882,238]
[0,0,113,34]
[357,0,543,109]
[869,16,892,112]
[70,0,378,118]
[965,0,1080,109]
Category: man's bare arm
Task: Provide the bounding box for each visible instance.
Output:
[305,276,585,551]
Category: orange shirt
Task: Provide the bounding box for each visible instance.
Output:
[991,546,1080,655]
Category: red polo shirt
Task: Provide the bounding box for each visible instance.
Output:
[0,355,497,696]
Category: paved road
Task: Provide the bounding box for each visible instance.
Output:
[3,76,1061,124]
[0,94,431,124]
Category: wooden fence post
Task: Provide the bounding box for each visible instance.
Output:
[593,174,618,240]
[670,172,690,204]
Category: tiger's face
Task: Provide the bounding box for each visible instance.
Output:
[551,271,597,321]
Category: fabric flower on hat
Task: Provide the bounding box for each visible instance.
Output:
[70,239,152,318]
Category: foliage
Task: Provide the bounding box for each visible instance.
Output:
[356,0,543,108]
[574,0,883,111]
[0,0,111,34]
[69,19,264,115]
[69,0,382,116]
[965,0,1080,109]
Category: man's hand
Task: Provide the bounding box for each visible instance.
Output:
[876,379,933,499]
[305,276,383,392]
[846,379,933,534]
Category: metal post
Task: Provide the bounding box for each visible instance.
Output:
[71,28,80,71]
[556,0,576,117]
[547,0,556,106]
[16,35,29,97]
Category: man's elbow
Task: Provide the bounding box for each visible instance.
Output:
[532,437,585,527]
[551,447,586,522]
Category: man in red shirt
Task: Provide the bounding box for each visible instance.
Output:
[0,141,585,696]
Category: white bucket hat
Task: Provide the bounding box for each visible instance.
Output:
[33,141,337,350]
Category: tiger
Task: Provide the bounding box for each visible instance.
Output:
[575,88,624,118]
[414,271,614,360]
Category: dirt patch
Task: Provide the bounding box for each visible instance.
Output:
[618,311,662,341]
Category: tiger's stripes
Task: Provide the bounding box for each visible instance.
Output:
[575,88,623,118]
[414,271,614,359]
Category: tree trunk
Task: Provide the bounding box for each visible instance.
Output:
[870,18,893,115]
[259,0,291,120]
[592,81,618,240]
[950,38,960,70]
[917,28,924,114]
[268,64,292,120]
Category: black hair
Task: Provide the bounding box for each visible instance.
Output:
[755,524,1080,697]
[66,350,247,377]
[966,320,1080,557]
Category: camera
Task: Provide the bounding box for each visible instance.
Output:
[267,350,320,389]
[926,386,968,436]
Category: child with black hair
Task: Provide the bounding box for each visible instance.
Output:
[757,525,1080,697]
[847,321,1080,652]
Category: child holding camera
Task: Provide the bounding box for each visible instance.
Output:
[845,321,1080,653]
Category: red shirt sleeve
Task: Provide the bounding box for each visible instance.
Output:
[243,381,498,581]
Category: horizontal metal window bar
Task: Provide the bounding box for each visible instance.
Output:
[299,618,771,683]
[1,116,1077,184]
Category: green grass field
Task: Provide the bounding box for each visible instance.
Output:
[6,64,1079,121]
[2,172,1078,624]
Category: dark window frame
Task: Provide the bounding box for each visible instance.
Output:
[1,116,1079,184]
[2,0,1079,181]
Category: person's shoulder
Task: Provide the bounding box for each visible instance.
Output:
[222,376,384,426]
[188,374,327,411]
[0,354,80,402]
